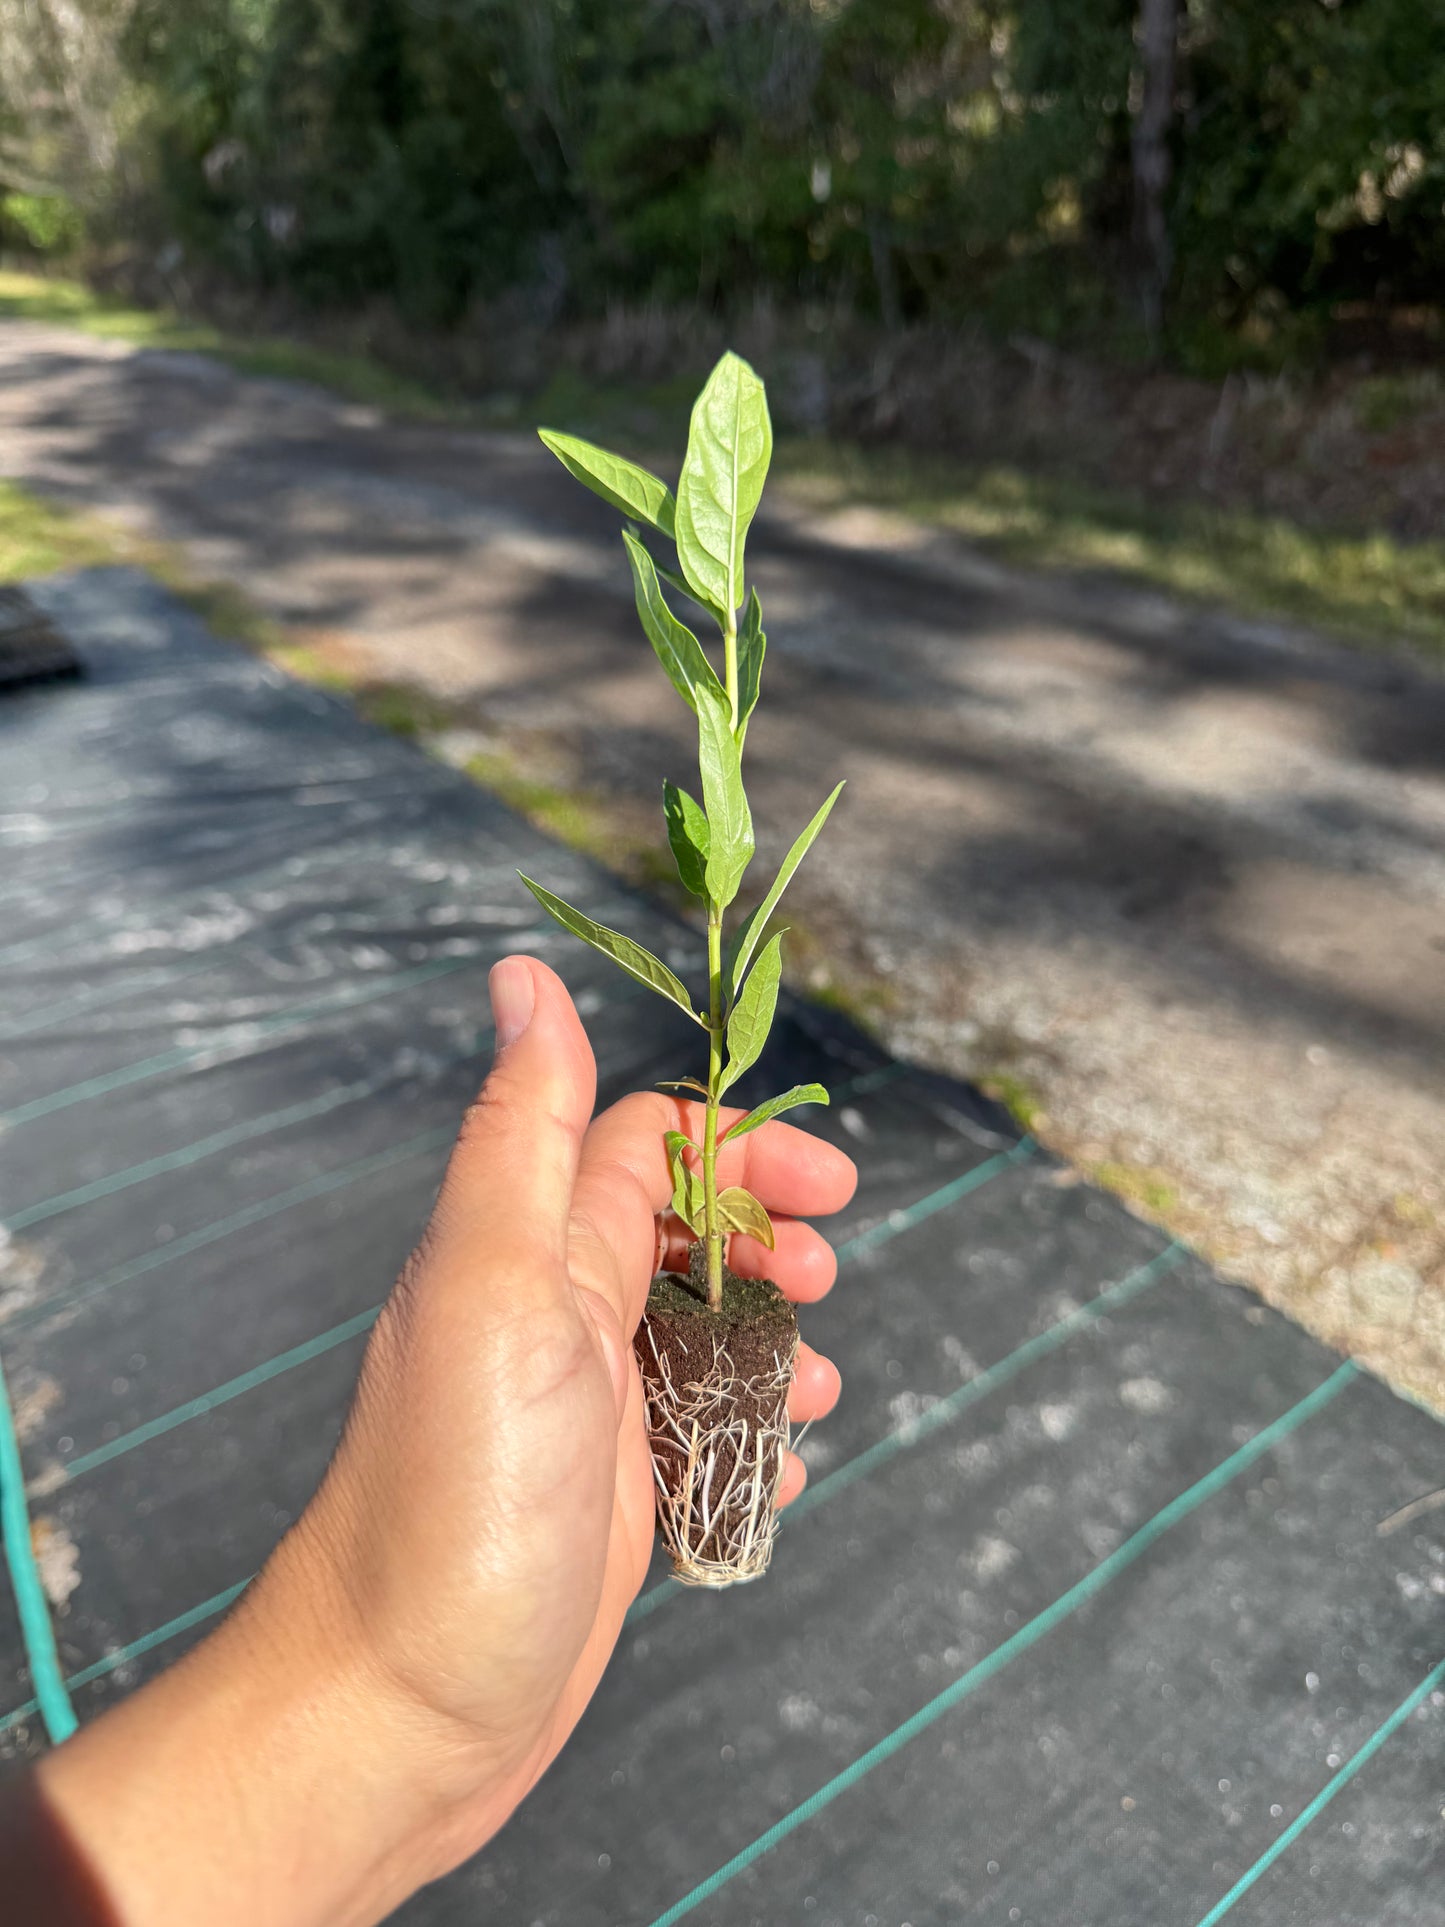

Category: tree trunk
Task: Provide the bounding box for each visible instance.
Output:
[1131,0,1179,346]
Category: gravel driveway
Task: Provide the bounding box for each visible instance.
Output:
[3,320,1442,1411]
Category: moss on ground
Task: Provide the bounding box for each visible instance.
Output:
[1088,1159,1182,1219]
[977,1069,1048,1135]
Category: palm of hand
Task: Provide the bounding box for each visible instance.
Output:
[292,962,852,1869]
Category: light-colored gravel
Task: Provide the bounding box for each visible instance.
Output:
[3,321,1442,1411]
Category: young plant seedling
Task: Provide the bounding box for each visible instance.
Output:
[528,352,844,1585]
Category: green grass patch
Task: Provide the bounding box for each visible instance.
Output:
[774,443,1445,664]
[979,1069,1048,1134]
[1090,1159,1180,1218]
[1351,371,1443,435]
[0,472,298,661]
[0,479,120,580]
[0,269,448,416]
[6,267,1443,664]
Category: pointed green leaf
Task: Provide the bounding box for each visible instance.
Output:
[721,1083,830,1143]
[538,429,676,536]
[658,561,727,631]
[729,780,844,994]
[518,874,700,1021]
[722,930,783,1093]
[622,530,725,716]
[717,1186,775,1249]
[696,684,754,908]
[665,1129,706,1234]
[736,588,766,739]
[662,780,710,900]
[674,351,772,617]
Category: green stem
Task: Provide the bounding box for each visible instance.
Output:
[703,910,724,1311]
[723,606,739,731]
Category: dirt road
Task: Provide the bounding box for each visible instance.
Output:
[3,320,1443,1408]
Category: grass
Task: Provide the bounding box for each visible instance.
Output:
[1089,1160,1181,1219]
[5,267,1444,665]
[773,442,1445,664]
[0,480,121,580]
[0,269,449,416]
[978,1069,1048,1135]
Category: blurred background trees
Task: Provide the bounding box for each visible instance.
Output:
[2,0,1441,373]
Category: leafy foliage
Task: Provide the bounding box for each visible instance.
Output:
[675,351,772,618]
[536,432,676,535]
[722,931,784,1096]
[11,0,1438,359]
[518,874,699,1020]
[537,353,842,1307]
[622,531,724,716]
[721,1085,830,1143]
[662,780,710,900]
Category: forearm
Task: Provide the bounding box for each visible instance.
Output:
[21,1544,488,1927]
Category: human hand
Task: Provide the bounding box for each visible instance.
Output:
[34,956,856,1927]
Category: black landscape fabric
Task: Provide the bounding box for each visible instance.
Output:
[1,570,1441,1927]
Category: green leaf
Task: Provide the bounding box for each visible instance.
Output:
[658,561,727,631]
[662,780,710,900]
[736,588,766,739]
[537,429,676,536]
[720,1083,830,1143]
[518,874,700,1021]
[622,530,725,715]
[674,351,772,617]
[664,1129,706,1235]
[729,780,845,994]
[717,1186,775,1249]
[722,930,783,1093]
[697,684,754,907]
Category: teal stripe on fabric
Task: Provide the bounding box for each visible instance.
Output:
[0,1344,77,1743]
[0,955,221,1042]
[63,1308,382,1480]
[646,1362,1360,1927]
[47,1050,915,1482]
[625,1238,1184,1627]
[0,1580,254,1737]
[790,1239,1187,1522]
[1192,1653,1445,1927]
[10,966,642,1232]
[0,952,479,1130]
[832,1135,1036,1266]
[5,1127,454,1335]
[9,1067,429,1231]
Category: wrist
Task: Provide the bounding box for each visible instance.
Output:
[37,1534,507,1927]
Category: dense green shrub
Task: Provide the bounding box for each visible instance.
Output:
[4,0,1440,361]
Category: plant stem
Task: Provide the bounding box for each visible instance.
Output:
[703,910,725,1311]
[701,608,740,1314]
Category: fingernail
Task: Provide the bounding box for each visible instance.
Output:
[489,957,536,1050]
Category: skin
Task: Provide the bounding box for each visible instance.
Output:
[6,956,856,1926]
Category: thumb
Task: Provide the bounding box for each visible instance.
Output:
[426,955,597,1279]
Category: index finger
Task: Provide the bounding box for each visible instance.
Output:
[565,1090,856,1332]
[608,1092,857,1219]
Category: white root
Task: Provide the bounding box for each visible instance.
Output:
[639,1317,797,1587]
